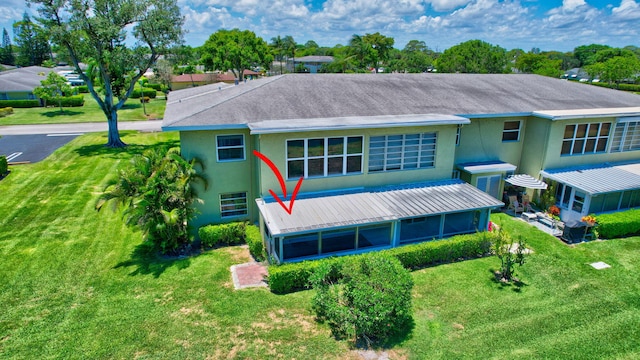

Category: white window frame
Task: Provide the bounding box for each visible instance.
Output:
[502,120,521,142]
[610,121,640,153]
[220,192,248,218]
[368,133,437,173]
[561,122,611,156]
[216,134,246,162]
[286,136,363,180]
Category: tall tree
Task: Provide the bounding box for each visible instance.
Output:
[362,32,394,73]
[202,29,273,81]
[573,44,611,67]
[348,34,375,72]
[1,28,15,65]
[270,35,285,74]
[30,0,185,148]
[436,39,507,74]
[13,12,50,67]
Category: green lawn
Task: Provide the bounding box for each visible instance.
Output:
[0,93,166,126]
[0,132,639,359]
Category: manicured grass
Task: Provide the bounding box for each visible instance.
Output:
[0,133,638,358]
[0,93,166,125]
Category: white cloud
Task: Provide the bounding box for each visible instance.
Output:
[611,0,640,20]
[428,0,473,12]
[562,0,586,12]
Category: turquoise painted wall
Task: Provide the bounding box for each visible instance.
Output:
[455,116,526,166]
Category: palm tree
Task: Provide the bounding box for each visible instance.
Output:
[96,147,207,254]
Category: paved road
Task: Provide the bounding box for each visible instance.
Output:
[0,120,163,135]
[0,120,164,163]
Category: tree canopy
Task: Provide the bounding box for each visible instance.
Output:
[33,72,73,113]
[202,29,273,80]
[13,12,50,67]
[29,0,185,148]
[436,39,507,73]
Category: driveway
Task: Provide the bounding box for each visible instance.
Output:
[0,120,163,163]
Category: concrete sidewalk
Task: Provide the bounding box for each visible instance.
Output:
[0,120,163,135]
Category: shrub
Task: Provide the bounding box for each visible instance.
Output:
[198,222,246,248]
[268,232,492,294]
[0,100,41,108]
[0,155,8,175]
[310,254,413,345]
[0,107,13,117]
[140,96,150,103]
[246,225,266,261]
[595,209,640,239]
[76,85,89,93]
[146,83,163,91]
[491,228,527,282]
[130,88,157,99]
[58,95,85,107]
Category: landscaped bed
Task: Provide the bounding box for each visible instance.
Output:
[0,132,638,358]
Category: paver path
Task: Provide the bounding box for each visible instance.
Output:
[230,262,268,290]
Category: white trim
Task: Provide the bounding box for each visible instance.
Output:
[216,134,246,162]
[286,136,363,180]
[502,120,521,142]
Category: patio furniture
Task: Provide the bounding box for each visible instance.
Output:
[522,194,533,212]
[521,212,537,222]
[508,195,524,215]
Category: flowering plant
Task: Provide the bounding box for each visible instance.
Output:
[548,205,560,217]
[581,215,597,225]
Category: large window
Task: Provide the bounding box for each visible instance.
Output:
[368,133,437,172]
[502,121,521,142]
[610,121,640,153]
[216,134,245,161]
[561,123,611,156]
[286,136,363,179]
[220,192,248,218]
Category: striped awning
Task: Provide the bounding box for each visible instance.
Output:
[505,174,548,189]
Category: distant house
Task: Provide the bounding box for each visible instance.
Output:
[290,56,334,73]
[172,70,262,90]
[163,74,640,263]
[0,66,54,100]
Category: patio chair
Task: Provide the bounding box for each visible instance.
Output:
[508,195,524,215]
[522,195,533,212]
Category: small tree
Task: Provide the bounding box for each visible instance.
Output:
[491,228,527,282]
[33,72,73,113]
[311,254,414,346]
[96,147,207,254]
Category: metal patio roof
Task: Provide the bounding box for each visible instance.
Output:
[256,180,504,236]
[540,162,640,195]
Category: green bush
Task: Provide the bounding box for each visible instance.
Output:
[246,225,266,261]
[198,222,246,248]
[0,107,13,117]
[310,254,413,345]
[0,100,41,108]
[146,83,164,92]
[268,232,492,294]
[130,88,157,99]
[58,95,85,107]
[595,209,640,239]
[0,155,8,175]
[76,85,89,93]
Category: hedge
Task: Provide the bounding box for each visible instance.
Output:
[57,95,85,107]
[0,155,7,175]
[198,222,246,248]
[0,107,13,117]
[0,100,40,108]
[594,209,640,239]
[129,88,157,99]
[589,82,640,92]
[146,83,166,92]
[246,225,266,261]
[268,232,493,294]
[76,85,89,93]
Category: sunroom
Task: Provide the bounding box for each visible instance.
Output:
[540,161,640,226]
[256,180,503,263]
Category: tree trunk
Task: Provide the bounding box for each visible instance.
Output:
[106,109,126,148]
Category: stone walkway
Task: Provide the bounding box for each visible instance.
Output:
[230,261,268,290]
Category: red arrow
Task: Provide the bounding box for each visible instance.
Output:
[253,150,304,215]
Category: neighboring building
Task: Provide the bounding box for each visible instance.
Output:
[172,70,262,90]
[290,56,334,73]
[0,66,54,100]
[162,73,640,263]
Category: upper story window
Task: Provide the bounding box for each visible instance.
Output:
[561,122,611,156]
[286,136,363,179]
[502,121,521,142]
[217,134,245,162]
[610,121,640,153]
[368,133,437,172]
[455,125,461,146]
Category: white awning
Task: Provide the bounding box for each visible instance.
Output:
[505,174,548,189]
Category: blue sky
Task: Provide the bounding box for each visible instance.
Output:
[1,0,639,52]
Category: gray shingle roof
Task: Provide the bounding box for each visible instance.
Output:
[163,73,640,130]
[0,66,54,92]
